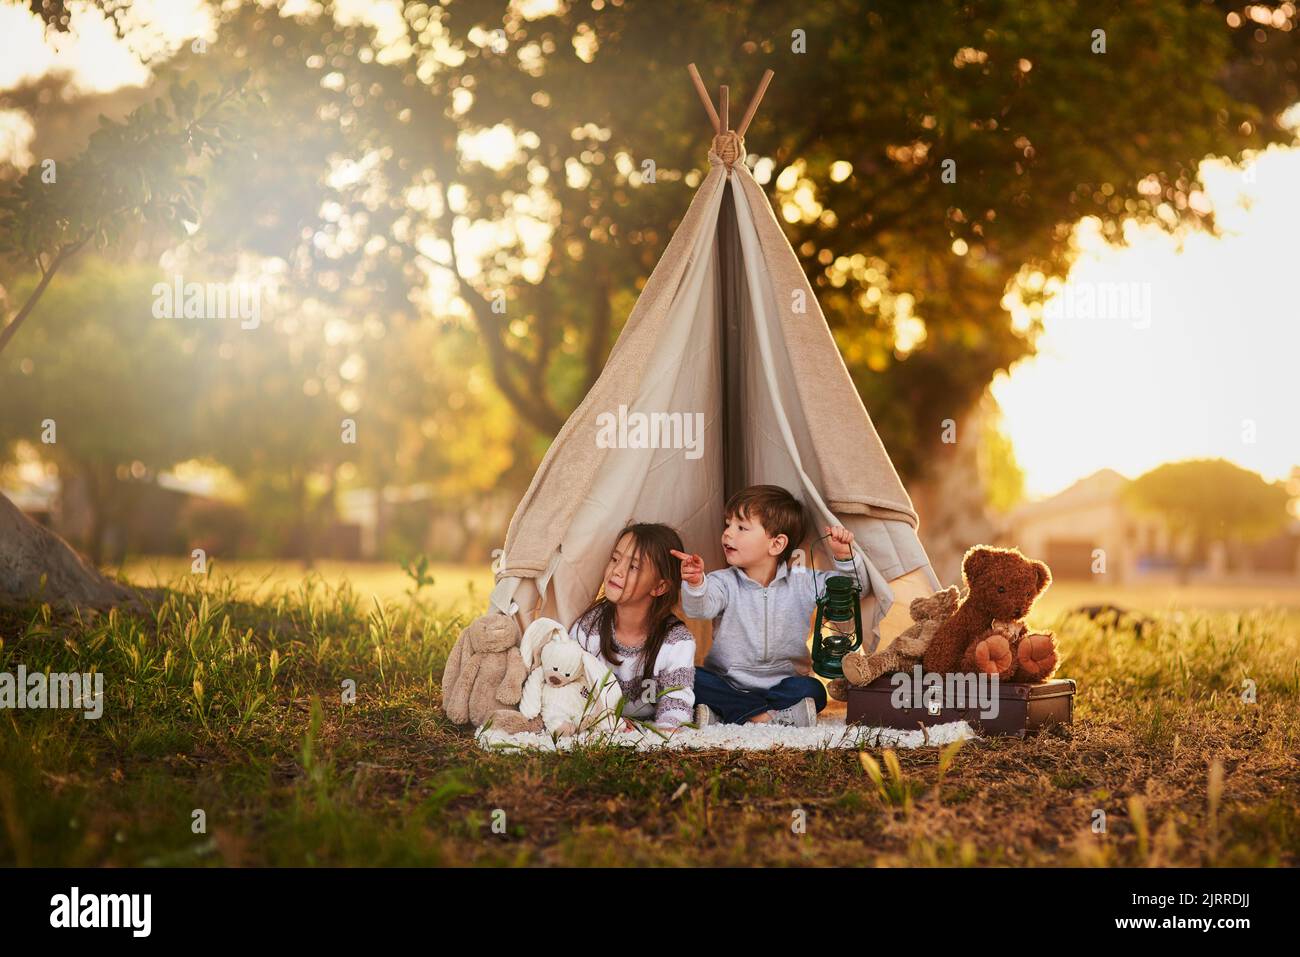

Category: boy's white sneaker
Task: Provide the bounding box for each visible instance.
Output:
[694,703,720,727]
[769,697,818,727]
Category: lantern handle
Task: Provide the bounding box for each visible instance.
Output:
[809,530,867,604]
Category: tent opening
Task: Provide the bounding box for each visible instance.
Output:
[717,178,747,505]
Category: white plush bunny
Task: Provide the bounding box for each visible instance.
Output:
[518,618,620,735]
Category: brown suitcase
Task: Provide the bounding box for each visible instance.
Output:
[844,673,1076,738]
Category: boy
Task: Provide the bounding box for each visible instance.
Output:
[671,484,869,727]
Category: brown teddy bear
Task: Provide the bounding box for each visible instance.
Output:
[921,545,1059,682]
[441,613,528,726]
[828,585,961,699]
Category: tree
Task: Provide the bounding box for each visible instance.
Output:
[0,260,208,564]
[342,315,516,560]
[0,71,255,604]
[1124,459,1292,581]
[168,0,1298,477]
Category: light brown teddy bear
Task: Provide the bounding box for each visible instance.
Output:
[827,586,960,700]
[441,613,528,726]
[921,544,1059,682]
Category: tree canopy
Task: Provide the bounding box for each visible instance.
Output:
[3,0,1298,565]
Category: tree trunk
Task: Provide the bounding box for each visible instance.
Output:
[283,468,312,569]
[910,403,998,588]
[456,506,478,563]
[371,469,388,561]
[0,491,133,607]
[307,466,338,566]
[80,461,116,568]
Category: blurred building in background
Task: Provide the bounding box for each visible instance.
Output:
[1001,468,1300,583]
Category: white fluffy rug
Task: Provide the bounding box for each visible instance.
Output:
[475,714,977,753]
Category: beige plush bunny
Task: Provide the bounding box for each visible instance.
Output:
[519,633,600,735]
[485,618,625,735]
[441,613,527,726]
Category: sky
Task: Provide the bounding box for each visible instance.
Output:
[993,142,1300,496]
[1,0,1296,502]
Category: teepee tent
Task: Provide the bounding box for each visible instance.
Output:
[488,67,941,657]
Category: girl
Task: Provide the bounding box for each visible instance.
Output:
[570,523,696,731]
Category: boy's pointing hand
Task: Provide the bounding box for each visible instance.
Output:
[670,549,705,587]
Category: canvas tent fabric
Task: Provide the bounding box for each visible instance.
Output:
[489,92,941,657]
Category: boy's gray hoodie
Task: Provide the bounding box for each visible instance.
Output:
[682,553,870,691]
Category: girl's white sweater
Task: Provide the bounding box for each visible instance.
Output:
[569,608,696,727]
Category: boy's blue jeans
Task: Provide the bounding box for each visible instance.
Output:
[693,667,827,724]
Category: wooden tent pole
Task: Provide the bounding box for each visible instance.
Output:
[719,84,729,132]
[736,68,774,138]
[686,63,721,133]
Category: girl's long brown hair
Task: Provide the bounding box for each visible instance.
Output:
[576,523,684,684]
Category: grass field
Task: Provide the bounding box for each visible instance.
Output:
[1,562,1297,866]
[112,557,497,611]
[112,557,1300,617]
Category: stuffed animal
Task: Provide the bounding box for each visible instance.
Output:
[441,613,527,726]
[921,545,1059,683]
[480,618,624,735]
[517,624,614,735]
[829,586,961,698]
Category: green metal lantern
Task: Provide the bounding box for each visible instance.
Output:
[812,574,864,679]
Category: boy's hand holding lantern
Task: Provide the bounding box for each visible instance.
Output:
[826,524,854,560]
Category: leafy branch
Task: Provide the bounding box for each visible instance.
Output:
[0,70,259,354]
